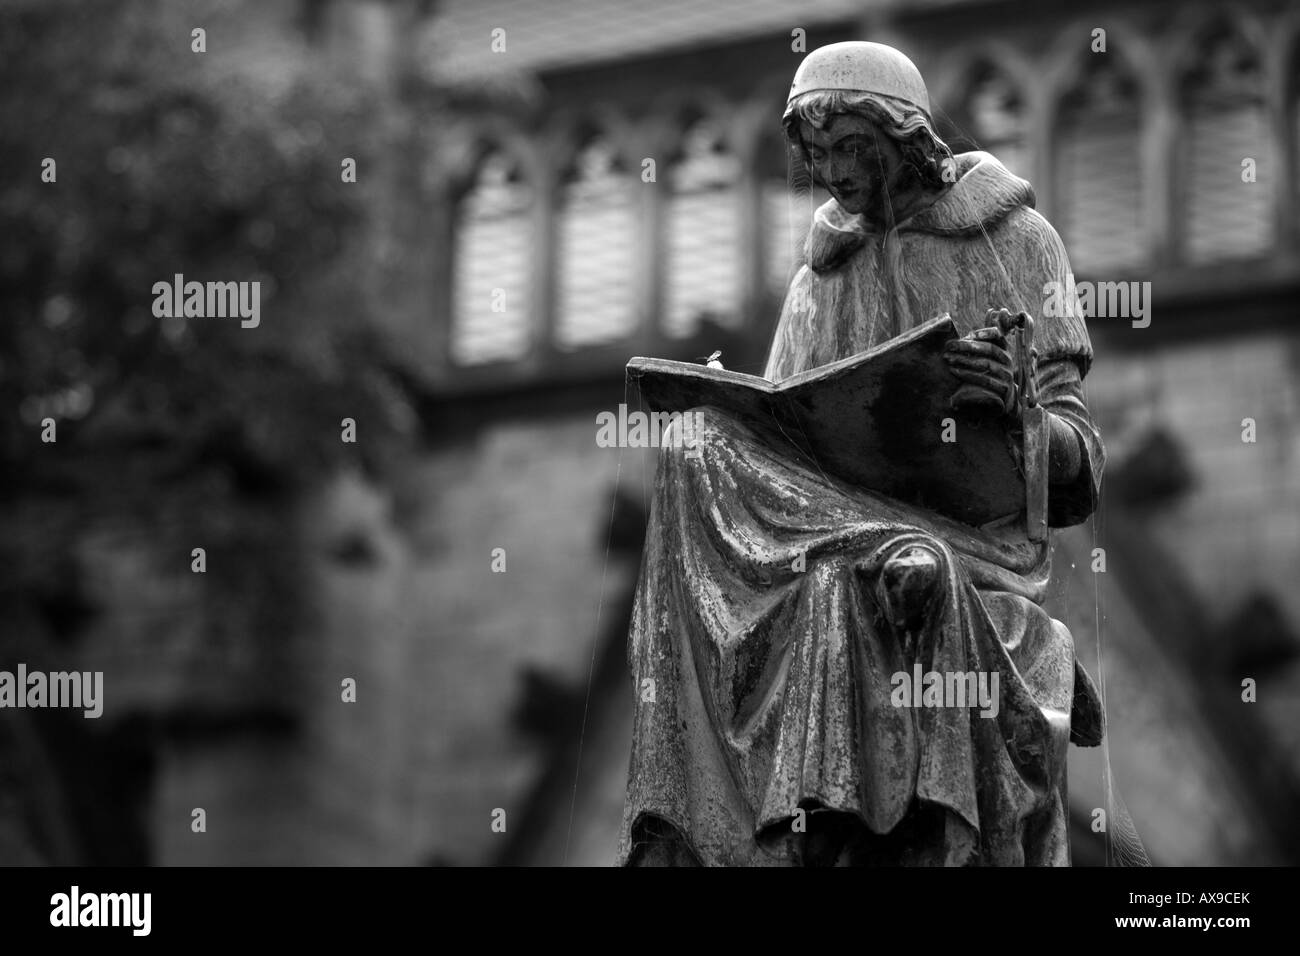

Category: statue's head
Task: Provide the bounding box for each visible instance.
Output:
[783,42,953,222]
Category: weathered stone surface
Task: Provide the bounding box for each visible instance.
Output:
[620,41,1105,867]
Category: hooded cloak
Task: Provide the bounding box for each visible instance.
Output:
[618,151,1104,867]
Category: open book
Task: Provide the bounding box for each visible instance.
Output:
[626,315,1029,528]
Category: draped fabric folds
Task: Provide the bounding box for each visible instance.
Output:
[618,152,1104,867]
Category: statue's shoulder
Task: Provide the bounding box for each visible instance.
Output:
[938,153,1066,258]
[953,150,1036,207]
[995,203,1072,266]
[917,151,1036,239]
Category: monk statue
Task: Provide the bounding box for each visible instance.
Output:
[618,41,1106,866]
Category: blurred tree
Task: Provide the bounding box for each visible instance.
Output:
[0,0,424,862]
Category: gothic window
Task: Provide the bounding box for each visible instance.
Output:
[451,151,534,365]
[1181,26,1272,264]
[962,64,1029,180]
[555,136,638,349]
[663,117,743,339]
[1055,56,1145,274]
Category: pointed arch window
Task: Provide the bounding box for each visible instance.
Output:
[1181,27,1272,264]
[962,64,1029,180]
[555,136,638,349]
[451,152,534,365]
[663,118,742,339]
[1055,56,1145,274]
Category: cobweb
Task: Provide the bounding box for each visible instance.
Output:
[568,94,1153,869]
[785,140,817,278]
[1106,780,1152,867]
[776,99,1152,867]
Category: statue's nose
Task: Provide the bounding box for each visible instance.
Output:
[827,157,854,185]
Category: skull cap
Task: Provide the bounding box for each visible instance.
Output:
[785,41,931,120]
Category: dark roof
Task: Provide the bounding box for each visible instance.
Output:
[423,0,866,77]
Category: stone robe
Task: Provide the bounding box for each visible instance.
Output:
[619,151,1105,867]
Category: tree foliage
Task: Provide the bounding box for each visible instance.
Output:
[0,0,423,861]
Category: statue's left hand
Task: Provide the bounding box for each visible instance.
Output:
[944,327,1019,418]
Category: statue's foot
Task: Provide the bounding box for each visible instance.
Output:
[876,543,942,637]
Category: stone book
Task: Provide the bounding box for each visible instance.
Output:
[626,314,1027,528]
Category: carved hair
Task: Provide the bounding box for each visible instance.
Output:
[783,90,954,191]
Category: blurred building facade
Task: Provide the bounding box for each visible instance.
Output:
[417,0,1300,866]
[5,0,1298,867]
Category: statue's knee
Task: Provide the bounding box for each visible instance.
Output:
[875,540,944,632]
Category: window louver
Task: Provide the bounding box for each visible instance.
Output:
[1056,66,1145,275]
[556,140,638,349]
[1183,35,1272,264]
[664,122,742,339]
[451,155,533,365]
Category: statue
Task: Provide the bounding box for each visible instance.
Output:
[618,41,1105,866]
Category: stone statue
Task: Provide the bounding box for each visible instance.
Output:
[619,41,1105,866]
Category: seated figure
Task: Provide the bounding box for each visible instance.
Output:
[619,41,1106,867]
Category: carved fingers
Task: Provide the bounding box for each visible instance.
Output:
[944,328,1017,417]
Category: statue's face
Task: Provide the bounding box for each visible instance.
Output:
[799,113,906,219]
